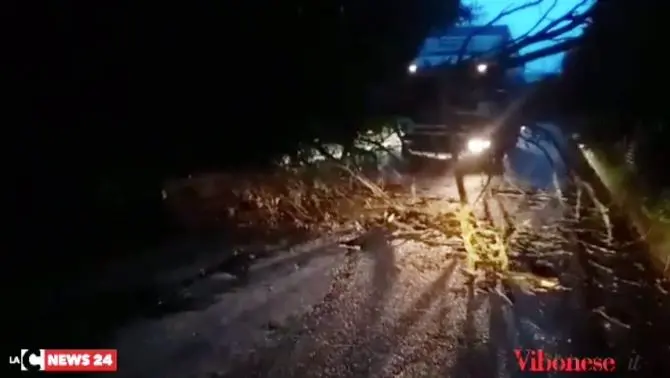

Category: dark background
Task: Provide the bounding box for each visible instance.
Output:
[10,0,669,294]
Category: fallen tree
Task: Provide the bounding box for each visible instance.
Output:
[555,0,670,274]
[455,0,594,68]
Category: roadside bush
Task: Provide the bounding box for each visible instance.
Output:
[163,163,402,240]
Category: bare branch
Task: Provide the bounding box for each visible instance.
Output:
[456,0,544,62]
[356,137,403,164]
[507,37,580,68]
[515,0,559,42]
[532,0,590,35]
[507,17,586,56]
[504,0,594,53]
[452,0,593,67]
[508,13,590,55]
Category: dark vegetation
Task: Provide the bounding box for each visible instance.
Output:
[556,0,670,270]
[557,0,670,194]
[11,4,670,368]
[18,1,471,276]
[15,0,668,306]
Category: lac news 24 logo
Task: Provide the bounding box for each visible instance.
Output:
[9,349,117,373]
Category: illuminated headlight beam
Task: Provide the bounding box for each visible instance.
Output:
[467,138,491,154]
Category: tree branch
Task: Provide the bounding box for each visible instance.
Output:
[515,0,559,42]
[456,0,544,62]
[503,0,593,54]
[454,0,593,67]
[506,36,580,68]
[357,137,403,164]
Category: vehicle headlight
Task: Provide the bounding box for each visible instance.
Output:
[466,138,491,154]
[476,63,488,74]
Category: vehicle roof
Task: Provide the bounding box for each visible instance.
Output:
[427,25,512,39]
[416,25,512,66]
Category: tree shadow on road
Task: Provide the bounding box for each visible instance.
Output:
[367,228,400,309]
[359,258,459,376]
[283,228,400,376]
[444,283,498,378]
[220,229,401,378]
[444,282,567,378]
[254,231,460,378]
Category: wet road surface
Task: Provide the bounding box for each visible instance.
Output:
[20,128,670,378]
[105,131,669,378]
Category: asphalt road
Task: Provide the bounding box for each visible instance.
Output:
[18,128,668,378]
[100,130,669,378]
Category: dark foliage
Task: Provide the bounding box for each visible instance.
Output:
[559,0,670,191]
[16,1,469,271]
[20,1,466,172]
[16,0,668,264]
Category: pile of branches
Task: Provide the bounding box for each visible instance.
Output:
[164,157,465,243]
[161,124,575,290]
[164,163,396,240]
[165,157,523,290]
[163,124,407,238]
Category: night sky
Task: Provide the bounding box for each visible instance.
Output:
[460,0,593,78]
